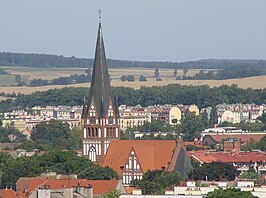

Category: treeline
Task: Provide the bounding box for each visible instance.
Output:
[0,84,266,112]
[1,52,266,69]
[0,150,118,188]
[192,69,266,80]
[29,68,92,86]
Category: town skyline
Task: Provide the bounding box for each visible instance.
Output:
[0,0,266,62]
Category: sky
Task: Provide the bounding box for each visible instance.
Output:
[0,0,265,62]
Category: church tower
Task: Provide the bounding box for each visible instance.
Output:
[81,18,120,162]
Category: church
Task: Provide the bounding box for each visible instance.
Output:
[81,18,192,185]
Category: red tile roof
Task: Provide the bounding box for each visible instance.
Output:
[205,134,265,144]
[100,140,177,176]
[191,151,266,164]
[16,177,120,195]
[0,189,17,198]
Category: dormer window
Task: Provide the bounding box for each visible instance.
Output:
[90,105,96,117]
[108,105,113,117]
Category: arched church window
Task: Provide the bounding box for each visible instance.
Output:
[89,146,96,162]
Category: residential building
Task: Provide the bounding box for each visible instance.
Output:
[119,105,151,131]
[16,173,125,198]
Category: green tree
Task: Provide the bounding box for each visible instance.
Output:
[139,75,147,81]
[14,140,51,151]
[201,109,209,128]
[0,150,119,188]
[209,106,218,127]
[206,188,258,198]
[242,135,266,152]
[31,120,80,150]
[0,126,27,143]
[154,67,160,78]
[258,112,266,130]
[131,170,181,195]
[181,111,204,141]
[174,68,177,77]
[183,68,188,76]
[192,162,237,181]
[15,74,22,85]
[102,189,121,198]
[127,75,135,82]
[120,75,127,82]
[85,68,92,82]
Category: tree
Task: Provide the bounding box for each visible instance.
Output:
[183,68,188,76]
[131,170,181,195]
[127,75,135,82]
[15,74,21,83]
[258,112,266,130]
[31,120,80,150]
[181,111,204,141]
[139,75,147,81]
[154,67,160,78]
[201,109,209,128]
[174,68,177,77]
[120,75,127,82]
[14,141,51,151]
[209,106,218,127]
[29,79,49,86]
[0,150,119,188]
[102,189,121,198]
[0,126,27,143]
[192,162,237,181]
[206,188,258,198]
[241,135,266,152]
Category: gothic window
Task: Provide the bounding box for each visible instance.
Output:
[89,146,96,162]
[89,105,96,123]
[108,118,113,124]
[88,128,91,137]
[108,105,113,117]
[122,149,143,184]
[90,117,96,124]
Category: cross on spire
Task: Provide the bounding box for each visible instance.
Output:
[98,9,102,20]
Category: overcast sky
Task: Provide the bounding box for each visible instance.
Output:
[0,0,265,62]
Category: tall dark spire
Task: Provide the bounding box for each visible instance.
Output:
[87,21,113,118]
[81,17,120,162]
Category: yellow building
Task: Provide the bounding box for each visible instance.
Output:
[169,107,182,125]
[188,104,200,116]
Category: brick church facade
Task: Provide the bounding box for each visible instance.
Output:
[82,19,192,184]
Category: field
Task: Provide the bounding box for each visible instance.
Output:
[1,66,86,81]
[1,66,200,81]
[0,66,265,95]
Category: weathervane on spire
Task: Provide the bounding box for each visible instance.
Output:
[98,9,102,21]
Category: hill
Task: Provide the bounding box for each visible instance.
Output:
[1,52,266,69]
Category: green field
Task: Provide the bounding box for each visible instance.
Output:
[0,74,18,86]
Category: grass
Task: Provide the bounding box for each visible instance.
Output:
[0,74,17,86]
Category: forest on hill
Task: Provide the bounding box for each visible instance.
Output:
[1,52,266,69]
[0,84,266,112]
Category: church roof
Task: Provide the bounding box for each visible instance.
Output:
[100,140,191,178]
[84,22,114,118]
